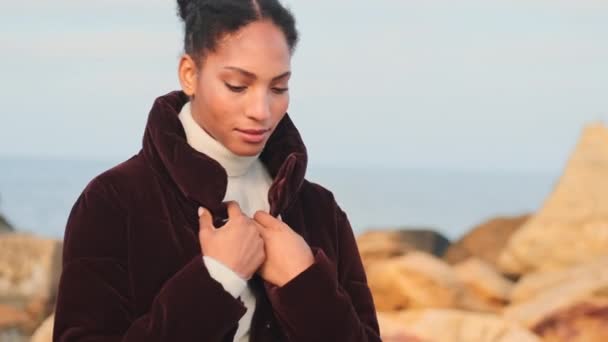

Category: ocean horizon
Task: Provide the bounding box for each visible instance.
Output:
[0,156,559,241]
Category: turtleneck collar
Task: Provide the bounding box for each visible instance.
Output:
[178,102,259,177]
[141,90,308,221]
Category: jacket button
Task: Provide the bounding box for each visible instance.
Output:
[265,322,271,329]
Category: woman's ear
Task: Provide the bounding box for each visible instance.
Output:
[178,54,198,97]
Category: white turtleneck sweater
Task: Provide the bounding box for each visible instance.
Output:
[178,102,273,341]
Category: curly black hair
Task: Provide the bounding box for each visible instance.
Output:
[177,0,299,66]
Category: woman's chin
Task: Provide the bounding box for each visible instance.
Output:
[228,142,266,157]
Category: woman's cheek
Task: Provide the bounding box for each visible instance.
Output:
[272,94,289,117]
[210,91,236,119]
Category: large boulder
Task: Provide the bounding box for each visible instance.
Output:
[378,309,539,342]
[357,229,450,268]
[366,251,463,311]
[0,304,29,330]
[510,256,608,304]
[0,233,62,335]
[503,257,608,328]
[532,299,608,342]
[376,313,425,342]
[498,123,608,274]
[453,258,514,313]
[366,251,514,313]
[444,215,530,267]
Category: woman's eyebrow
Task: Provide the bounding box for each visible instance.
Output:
[224,66,291,81]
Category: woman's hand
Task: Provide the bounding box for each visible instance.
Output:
[253,211,314,287]
[198,201,266,280]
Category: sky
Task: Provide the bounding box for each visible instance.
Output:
[1,0,607,172]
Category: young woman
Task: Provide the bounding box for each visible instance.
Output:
[53,1,380,341]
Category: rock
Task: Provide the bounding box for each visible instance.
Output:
[532,299,608,342]
[0,304,28,330]
[0,213,13,234]
[444,215,529,268]
[357,229,450,268]
[379,309,539,342]
[377,312,426,342]
[365,251,463,311]
[22,297,52,333]
[0,233,62,300]
[510,256,608,304]
[453,258,514,313]
[0,233,62,335]
[366,251,517,314]
[498,123,608,274]
[503,257,608,327]
[31,314,54,342]
[357,230,413,267]
[382,335,427,342]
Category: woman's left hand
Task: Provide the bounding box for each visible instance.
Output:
[253,211,315,287]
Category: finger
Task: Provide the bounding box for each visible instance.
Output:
[254,234,265,254]
[226,201,243,219]
[255,238,266,263]
[253,210,280,229]
[253,220,270,240]
[256,243,266,265]
[198,207,214,233]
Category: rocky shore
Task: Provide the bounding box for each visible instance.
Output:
[1,123,607,341]
[363,123,608,341]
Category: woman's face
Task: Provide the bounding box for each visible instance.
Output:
[179,20,292,157]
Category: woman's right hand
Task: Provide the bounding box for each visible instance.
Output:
[198,201,266,280]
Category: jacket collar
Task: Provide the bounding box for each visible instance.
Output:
[178,101,260,177]
[141,90,308,220]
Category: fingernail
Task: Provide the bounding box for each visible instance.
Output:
[198,207,204,217]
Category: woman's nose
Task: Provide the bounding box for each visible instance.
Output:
[246,94,271,122]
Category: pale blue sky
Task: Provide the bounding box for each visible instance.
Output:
[1,0,607,172]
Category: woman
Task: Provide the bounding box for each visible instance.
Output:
[53,1,380,341]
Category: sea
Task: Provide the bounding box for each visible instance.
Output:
[0,156,559,241]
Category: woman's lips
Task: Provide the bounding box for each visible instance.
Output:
[235,128,269,144]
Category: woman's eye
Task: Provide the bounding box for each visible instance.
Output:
[272,87,289,94]
[225,83,247,93]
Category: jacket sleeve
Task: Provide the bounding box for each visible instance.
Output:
[53,185,247,342]
[264,203,381,341]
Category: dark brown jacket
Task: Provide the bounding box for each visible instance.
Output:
[53,91,380,342]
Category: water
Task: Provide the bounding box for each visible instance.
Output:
[0,157,559,240]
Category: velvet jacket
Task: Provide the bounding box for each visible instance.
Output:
[52,91,381,342]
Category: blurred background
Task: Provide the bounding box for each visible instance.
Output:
[2,0,606,240]
[2,1,608,341]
